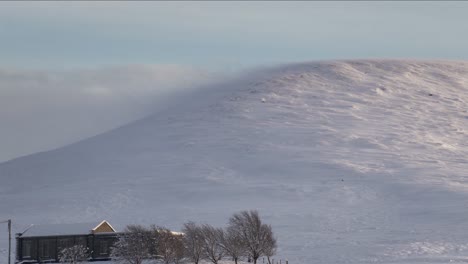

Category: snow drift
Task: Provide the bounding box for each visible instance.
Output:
[2,60,468,263]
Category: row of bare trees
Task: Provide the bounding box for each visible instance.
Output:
[111,225,185,264]
[111,210,277,264]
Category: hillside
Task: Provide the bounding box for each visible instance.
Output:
[2,60,468,263]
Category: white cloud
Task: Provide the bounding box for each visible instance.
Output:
[0,65,217,162]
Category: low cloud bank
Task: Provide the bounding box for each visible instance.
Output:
[0,65,216,162]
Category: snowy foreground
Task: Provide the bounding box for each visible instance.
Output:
[2,60,468,263]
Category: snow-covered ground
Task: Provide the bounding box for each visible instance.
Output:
[2,60,468,263]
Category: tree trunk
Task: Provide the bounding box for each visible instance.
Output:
[234,257,238,264]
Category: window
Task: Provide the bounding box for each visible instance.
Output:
[58,238,73,251]
[100,240,108,255]
[39,239,51,258]
[22,240,32,258]
[75,236,87,248]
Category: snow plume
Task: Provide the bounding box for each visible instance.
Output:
[0,65,216,162]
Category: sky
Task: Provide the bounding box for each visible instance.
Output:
[1,2,468,70]
[1,1,468,162]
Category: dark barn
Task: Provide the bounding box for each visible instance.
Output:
[15,220,119,263]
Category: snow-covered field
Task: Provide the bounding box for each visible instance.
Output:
[2,60,468,263]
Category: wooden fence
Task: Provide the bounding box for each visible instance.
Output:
[262,257,289,264]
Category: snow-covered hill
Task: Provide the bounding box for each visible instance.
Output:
[2,60,468,263]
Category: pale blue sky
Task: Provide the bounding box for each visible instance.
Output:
[1,1,468,70]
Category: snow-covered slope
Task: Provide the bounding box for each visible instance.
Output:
[2,60,468,263]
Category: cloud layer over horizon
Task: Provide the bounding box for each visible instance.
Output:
[0,65,215,162]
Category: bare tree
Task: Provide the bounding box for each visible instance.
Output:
[200,224,225,264]
[182,222,204,264]
[263,225,277,264]
[170,233,185,264]
[59,245,89,264]
[155,226,185,264]
[111,225,152,264]
[220,227,245,264]
[228,210,277,264]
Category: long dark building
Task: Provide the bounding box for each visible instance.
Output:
[15,220,119,263]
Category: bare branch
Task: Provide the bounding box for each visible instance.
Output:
[200,224,225,264]
[111,225,152,264]
[228,210,277,264]
[182,222,204,264]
